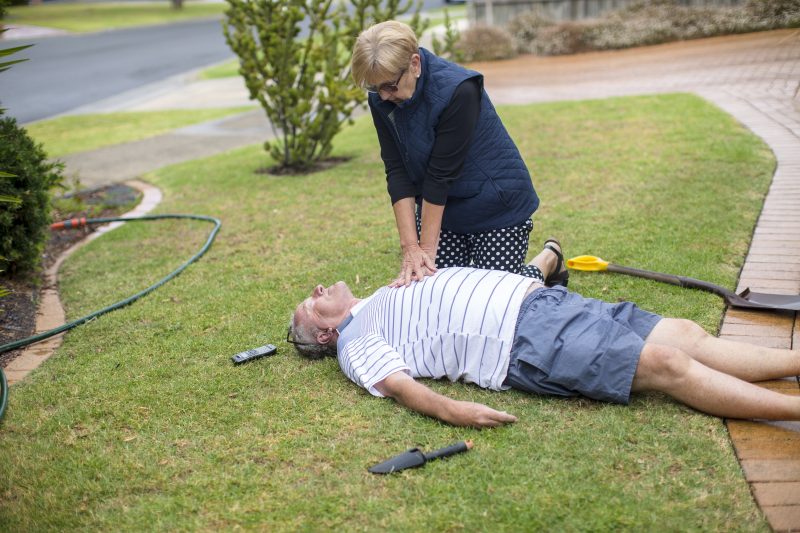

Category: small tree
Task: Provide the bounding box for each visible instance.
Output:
[223,0,427,172]
[431,9,464,62]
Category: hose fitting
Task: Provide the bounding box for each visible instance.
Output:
[51,217,88,230]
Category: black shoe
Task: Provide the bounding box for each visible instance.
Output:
[543,238,569,287]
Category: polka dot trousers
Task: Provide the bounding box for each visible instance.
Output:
[416,216,544,283]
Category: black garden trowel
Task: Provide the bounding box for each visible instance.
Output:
[368,440,473,474]
[567,255,800,311]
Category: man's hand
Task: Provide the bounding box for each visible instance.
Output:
[391,243,437,287]
[375,372,517,428]
[446,400,518,428]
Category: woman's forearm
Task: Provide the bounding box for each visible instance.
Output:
[391,197,439,286]
[392,198,443,255]
[392,197,419,249]
[419,200,444,256]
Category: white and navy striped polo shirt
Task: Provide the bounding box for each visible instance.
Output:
[336,267,532,396]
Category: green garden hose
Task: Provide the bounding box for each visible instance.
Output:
[0,213,222,422]
[0,363,7,422]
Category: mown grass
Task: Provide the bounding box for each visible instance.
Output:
[198,58,241,80]
[0,94,774,530]
[26,108,252,158]
[6,1,226,33]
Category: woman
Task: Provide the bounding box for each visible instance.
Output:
[351,20,567,287]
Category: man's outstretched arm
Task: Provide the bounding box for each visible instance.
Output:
[374,371,517,428]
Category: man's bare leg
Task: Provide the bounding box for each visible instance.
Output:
[646,318,799,382]
[632,343,800,420]
[531,240,799,417]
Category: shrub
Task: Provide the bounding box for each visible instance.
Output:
[455,24,517,62]
[0,117,65,276]
[223,0,427,173]
[509,0,800,56]
[532,21,594,55]
[1,33,38,295]
[745,0,800,27]
[507,11,554,54]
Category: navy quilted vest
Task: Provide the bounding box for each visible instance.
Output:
[369,47,538,233]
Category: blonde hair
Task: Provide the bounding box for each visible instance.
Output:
[351,20,418,90]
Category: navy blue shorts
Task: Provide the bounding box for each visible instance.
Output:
[503,286,662,404]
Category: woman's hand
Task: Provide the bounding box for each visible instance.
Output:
[391,198,442,287]
[391,243,437,287]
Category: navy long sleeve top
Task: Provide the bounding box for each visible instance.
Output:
[371,78,481,206]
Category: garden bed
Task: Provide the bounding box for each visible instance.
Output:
[0,184,141,367]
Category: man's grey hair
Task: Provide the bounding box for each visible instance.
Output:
[288,316,338,360]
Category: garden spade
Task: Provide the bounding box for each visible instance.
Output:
[368,440,473,474]
[567,255,800,311]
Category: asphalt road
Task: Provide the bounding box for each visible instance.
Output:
[2,17,233,124]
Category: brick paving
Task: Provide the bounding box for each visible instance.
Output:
[477,29,800,531]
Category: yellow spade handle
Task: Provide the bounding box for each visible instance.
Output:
[566,255,609,272]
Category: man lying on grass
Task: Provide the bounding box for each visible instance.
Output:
[288,241,800,428]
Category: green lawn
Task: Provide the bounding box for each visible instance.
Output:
[6,1,226,33]
[0,94,773,530]
[26,108,253,158]
[199,58,241,80]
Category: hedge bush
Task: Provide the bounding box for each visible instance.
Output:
[509,0,800,56]
[0,116,65,276]
[507,11,555,53]
[745,0,800,24]
[455,24,517,62]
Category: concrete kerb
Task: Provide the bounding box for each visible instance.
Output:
[3,179,162,386]
[0,24,70,41]
[58,115,273,189]
[50,58,272,190]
